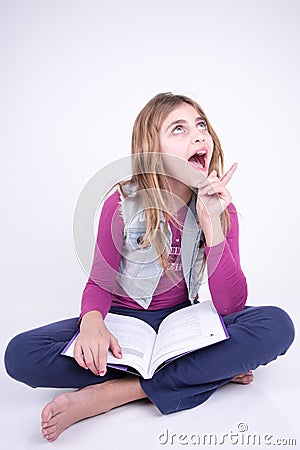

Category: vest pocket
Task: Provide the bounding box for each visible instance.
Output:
[127,229,151,251]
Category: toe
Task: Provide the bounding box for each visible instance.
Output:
[43,431,58,442]
[231,372,254,384]
[42,423,59,441]
[41,403,54,423]
[242,374,254,384]
[41,397,66,423]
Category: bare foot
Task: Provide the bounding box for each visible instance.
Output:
[231,370,254,384]
[41,377,146,442]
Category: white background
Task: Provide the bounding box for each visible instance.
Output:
[1,0,299,449]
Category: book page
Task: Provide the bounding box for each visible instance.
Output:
[149,301,229,377]
[61,313,157,379]
[104,313,156,378]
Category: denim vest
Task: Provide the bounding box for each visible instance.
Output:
[115,181,205,309]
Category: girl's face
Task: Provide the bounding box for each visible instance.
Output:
[159,103,214,177]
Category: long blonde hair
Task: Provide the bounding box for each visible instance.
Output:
[109,92,231,282]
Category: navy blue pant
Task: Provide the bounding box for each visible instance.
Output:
[4,303,295,414]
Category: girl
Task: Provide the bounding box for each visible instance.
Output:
[4,92,295,442]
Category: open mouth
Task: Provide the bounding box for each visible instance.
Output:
[188,150,207,172]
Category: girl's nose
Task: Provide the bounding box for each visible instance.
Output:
[192,133,205,144]
[192,125,206,143]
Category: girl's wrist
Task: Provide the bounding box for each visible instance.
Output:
[199,213,221,229]
[200,216,225,247]
[80,310,105,331]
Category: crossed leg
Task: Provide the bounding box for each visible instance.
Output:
[41,371,253,442]
[41,376,147,442]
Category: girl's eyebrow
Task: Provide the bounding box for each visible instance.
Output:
[165,116,205,132]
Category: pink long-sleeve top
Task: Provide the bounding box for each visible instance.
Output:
[80,189,248,318]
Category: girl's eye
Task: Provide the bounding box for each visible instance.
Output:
[197,120,207,130]
[173,125,185,134]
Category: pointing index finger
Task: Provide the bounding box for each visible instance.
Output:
[220,162,238,186]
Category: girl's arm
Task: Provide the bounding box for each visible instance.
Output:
[75,190,124,375]
[203,202,248,316]
[80,190,124,319]
[196,165,247,316]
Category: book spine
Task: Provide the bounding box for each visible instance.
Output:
[61,330,80,355]
[218,314,230,338]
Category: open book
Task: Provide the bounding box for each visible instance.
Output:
[61,300,229,379]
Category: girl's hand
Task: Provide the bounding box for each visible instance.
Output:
[73,311,122,376]
[196,163,238,224]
